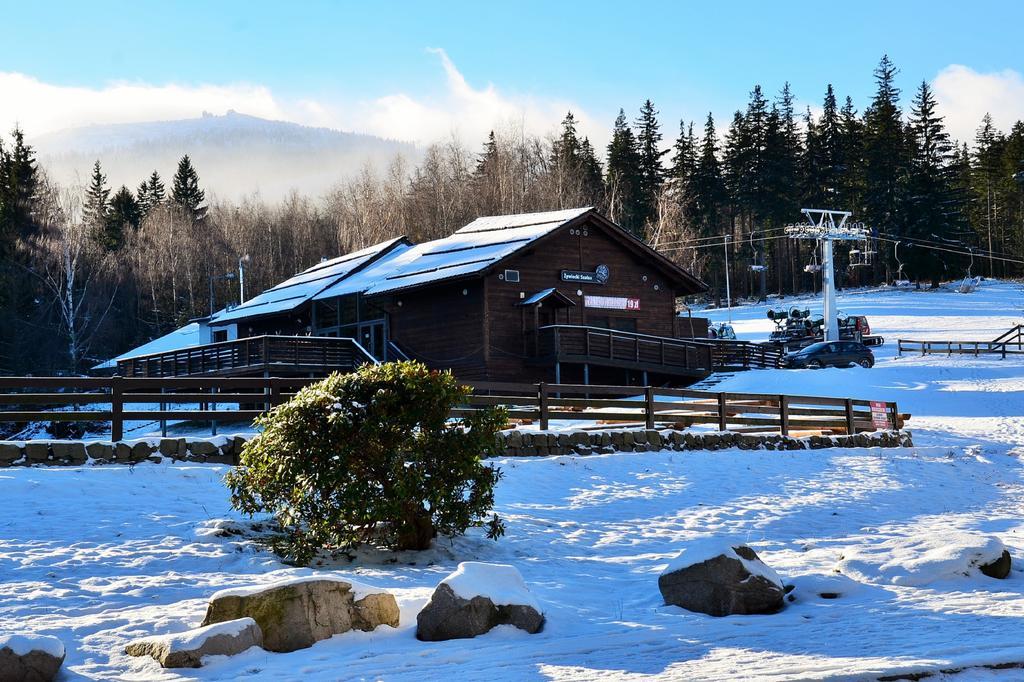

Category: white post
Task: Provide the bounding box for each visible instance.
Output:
[822,238,839,341]
[724,235,732,324]
[238,257,246,304]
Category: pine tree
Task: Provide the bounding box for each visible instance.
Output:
[972,113,1006,276]
[818,85,842,202]
[83,160,111,238]
[171,155,206,223]
[670,120,698,219]
[691,113,725,237]
[837,96,865,212]
[862,55,908,234]
[101,185,141,250]
[137,170,166,220]
[635,99,667,227]
[605,109,644,236]
[577,138,605,205]
[905,80,959,285]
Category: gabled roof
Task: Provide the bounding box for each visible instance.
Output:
[518,288,577,306]
[211,236,409,324]
[360,207,592,296]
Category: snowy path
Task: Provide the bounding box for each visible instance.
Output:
[2,281,1024,681]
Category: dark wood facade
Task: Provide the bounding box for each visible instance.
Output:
[368,211,707,384]
[120,210,711,383]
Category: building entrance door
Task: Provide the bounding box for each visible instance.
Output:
[358,321,386,361]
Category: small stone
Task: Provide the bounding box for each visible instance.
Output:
[125,617,263,668]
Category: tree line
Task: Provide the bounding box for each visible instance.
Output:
[1,54,1022,373]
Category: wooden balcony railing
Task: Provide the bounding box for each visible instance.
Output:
[116,335,378,378]
[535,325,715,376]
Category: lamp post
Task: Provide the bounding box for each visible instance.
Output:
[238,254,251,304]
[209,271,236,316]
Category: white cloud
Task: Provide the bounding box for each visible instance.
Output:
[339,48,600,146]
[0,49,596,147]
[931,65,1024,144]
[0,72,289,137]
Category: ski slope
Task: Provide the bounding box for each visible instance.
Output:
[1,280,1024,681]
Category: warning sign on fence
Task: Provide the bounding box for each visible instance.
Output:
[870,401,889,429]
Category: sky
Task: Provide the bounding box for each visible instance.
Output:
[2,0,1023,148]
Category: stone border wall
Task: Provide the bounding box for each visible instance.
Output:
[496,429,913,457]
[0,429,912,468]
[0,436,246,468]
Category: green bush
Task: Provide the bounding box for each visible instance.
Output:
[226,361,506,563]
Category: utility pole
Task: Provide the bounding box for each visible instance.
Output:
[786,208,867,342]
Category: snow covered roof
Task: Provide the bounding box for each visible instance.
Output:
[92,322,203,370]
[363,207,592,296]
[211,237,408,324]
[313,207,593,300]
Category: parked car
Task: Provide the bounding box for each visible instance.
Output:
[783,340,874,369]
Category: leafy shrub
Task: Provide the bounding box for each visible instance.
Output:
[226,361,506,563]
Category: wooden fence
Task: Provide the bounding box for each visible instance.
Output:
[0,377,903,441]
[897,324,1024,358]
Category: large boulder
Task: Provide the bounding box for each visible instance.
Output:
[0,634,65,682]
[837,531,1010,586]
[125,617,262,668]
[659,539,785,617]
[201,576,399,653]
[416,562,544,641]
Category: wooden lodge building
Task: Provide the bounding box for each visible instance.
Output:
[107,208,717,385]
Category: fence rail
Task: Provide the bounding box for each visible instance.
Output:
[0,376,903,442]
[462,381,901,435]
[897,324,1024,358]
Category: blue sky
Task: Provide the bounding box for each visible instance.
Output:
[3,1,1023,145]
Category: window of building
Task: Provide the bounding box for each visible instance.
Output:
[212,329,228,343]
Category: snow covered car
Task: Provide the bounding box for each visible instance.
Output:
[783,341,874,369]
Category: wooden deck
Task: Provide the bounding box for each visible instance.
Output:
[533,325,782,379]
[116,335,378,378]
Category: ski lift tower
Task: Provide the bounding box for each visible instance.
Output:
[786,208,868,342]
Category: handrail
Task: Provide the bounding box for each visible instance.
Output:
[897,324,1024,358]
[115,335,372,377]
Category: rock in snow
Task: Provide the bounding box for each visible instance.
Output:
[0,634,65,682]
[416,562,545,641]
[125,617,262,668]
[837,531,1010,586]
[658,538,785,617]
[202,576,399,653]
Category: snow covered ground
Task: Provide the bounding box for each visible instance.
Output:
[2,280,1024,681]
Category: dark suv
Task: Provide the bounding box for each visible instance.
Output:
[783,341,874,369]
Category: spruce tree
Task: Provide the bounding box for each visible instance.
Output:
[137,170,166,220]
[83,160,111,238]
[171,155,206,223]
[862,55,908,234]
[691,113,726,237]
[972,113,1006,275]
[577,138,605,205]
[670,120,698,219]
[635,99,667,226]
[605,109,644,236]
[905,80,959,285]
[102,185,141,250]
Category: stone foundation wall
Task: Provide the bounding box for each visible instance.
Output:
[0,436,247,468]
[0,429,913,468]
[496,429,913,457]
